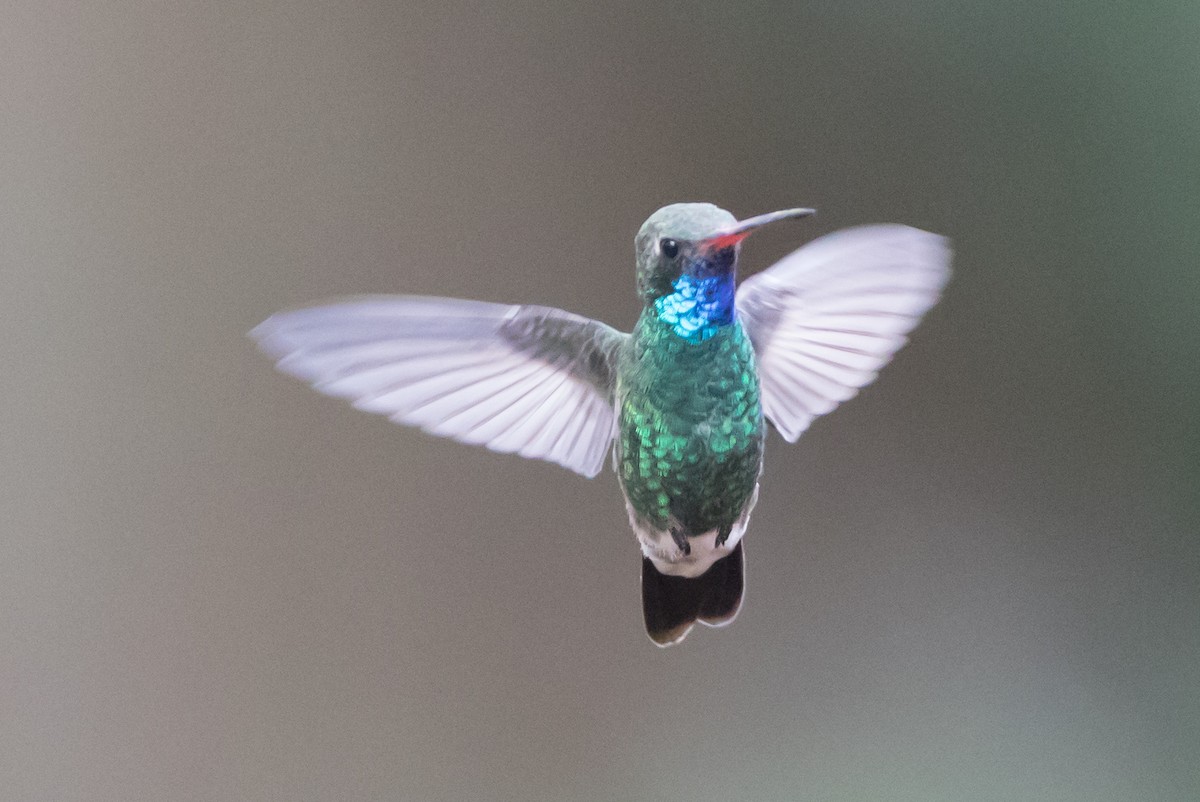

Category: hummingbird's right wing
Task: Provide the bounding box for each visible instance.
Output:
[736,225,951,442]
[252,296,627,478]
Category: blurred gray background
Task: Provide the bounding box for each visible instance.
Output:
[3,1,1198,800]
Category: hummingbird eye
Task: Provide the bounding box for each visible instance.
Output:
[659,238,680,259]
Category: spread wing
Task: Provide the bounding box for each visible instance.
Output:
[736,225,951,441]
[252,296,628,477]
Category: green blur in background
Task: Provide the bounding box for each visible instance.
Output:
[2,1,1197,800]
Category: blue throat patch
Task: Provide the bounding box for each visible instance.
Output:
[653,273,735,342]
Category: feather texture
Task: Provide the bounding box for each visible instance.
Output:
[736,225,951,441]
[252,296,627,477]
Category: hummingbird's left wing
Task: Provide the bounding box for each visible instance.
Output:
[736,225,951,441]
[252,296,627,477]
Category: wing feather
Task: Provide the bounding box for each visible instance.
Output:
[252,296,627,477]
[737,225,950,441]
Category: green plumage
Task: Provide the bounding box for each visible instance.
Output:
[615,309,764,536]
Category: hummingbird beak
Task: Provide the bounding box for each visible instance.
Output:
[700,207,816,253]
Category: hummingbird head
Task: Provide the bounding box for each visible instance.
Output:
[634,203,815,303]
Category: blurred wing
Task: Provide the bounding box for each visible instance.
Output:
[252,296,628,477]
[736,225,951,441]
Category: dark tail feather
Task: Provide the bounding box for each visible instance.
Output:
[641,542,745,647]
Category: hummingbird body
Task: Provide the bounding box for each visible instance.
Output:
[616,304,763,577]
[253,202,951,646]
[616,308,765,644]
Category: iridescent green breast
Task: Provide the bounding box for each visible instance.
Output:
[615,311,764,535]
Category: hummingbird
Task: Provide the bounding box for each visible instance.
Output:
[252,203,950,646]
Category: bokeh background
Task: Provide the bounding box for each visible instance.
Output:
[3,2,1198,799]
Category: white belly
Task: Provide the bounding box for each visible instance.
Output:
[625,484,759,579]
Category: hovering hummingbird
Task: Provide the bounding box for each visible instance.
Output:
[252,203,950,646]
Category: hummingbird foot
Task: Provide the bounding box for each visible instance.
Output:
[715,523,733,548]
[668,527,691,556]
